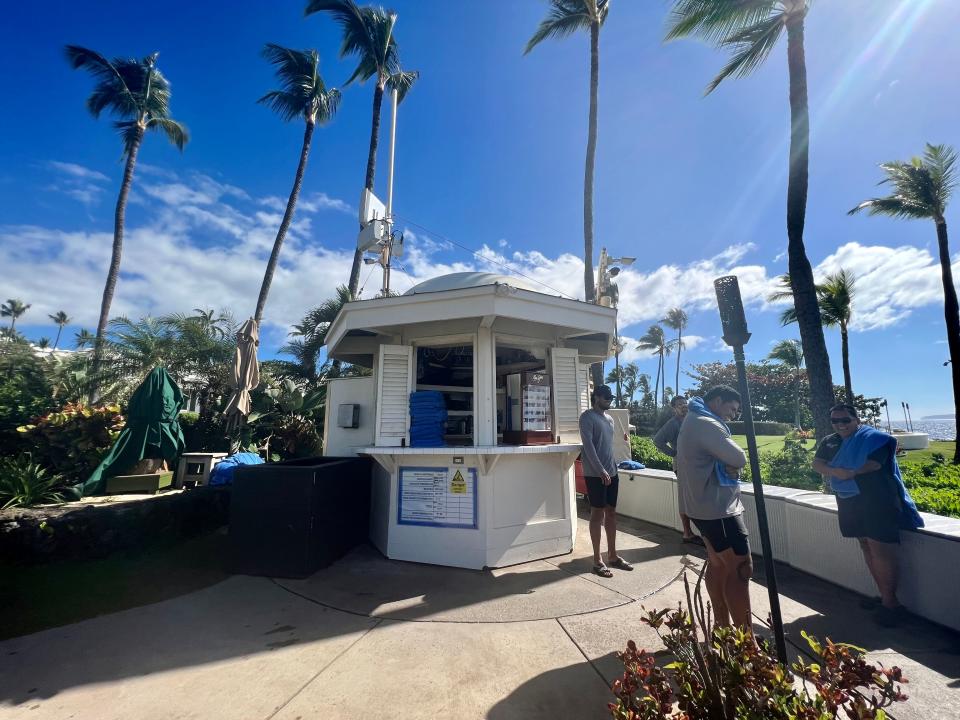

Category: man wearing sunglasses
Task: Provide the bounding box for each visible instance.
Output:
[812,403,924,627]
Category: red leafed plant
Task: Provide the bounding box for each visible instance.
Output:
[609,569,908,720]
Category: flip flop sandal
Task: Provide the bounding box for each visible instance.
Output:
[609,557,634,571]
[592,564,614,578]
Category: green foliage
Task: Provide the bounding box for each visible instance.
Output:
[630,436,673,470]
[899,461,960,518]
[0,455,67,509]
[240,376,326,459]
[688,361,813,427]
[610,571,909,719]
[0,343,55,447]
[759,432,822,491]
[17,403,125,485]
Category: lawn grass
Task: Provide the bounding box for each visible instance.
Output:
[730,434,955,466]
[0,528,231,641]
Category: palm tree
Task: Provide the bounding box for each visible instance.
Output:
[305,1,417,299]
[65,46,188,402]
[666,1,835,440]
[661,307,688,395]
[767,338,804,428]
[1,299,30,330]
[48,311,71,349]
[770,270,856,401]
[849,143,960,462]
[255,43,341,325]
[74,329,95,349]
[525,0,611,303]
[270,286,353,388]
[637,325,670,412]
[36,337,51,350]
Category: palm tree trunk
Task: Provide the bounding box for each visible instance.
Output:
[675,325,682,394]
[88,125,144,404]
[654,350,662,412]
[794,365,801,428]
[933,220,960,463]
[840,324,853,402]
[54,325,63,350]
[583,20,599,303]
[348,81,387,300]
[785,17,834,440]
[255,120,315,325]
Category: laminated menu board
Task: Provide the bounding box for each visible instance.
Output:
[522,372,552,431]
[398,466,478,529]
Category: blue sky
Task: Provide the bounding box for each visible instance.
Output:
[2,0,960,417]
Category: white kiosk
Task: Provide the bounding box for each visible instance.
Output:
[323,272,617,569]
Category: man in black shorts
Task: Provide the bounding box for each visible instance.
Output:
[812,404,921,626]
[675,386,750,628]
[579,385,633,577]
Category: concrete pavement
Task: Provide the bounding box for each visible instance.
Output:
[1,515,957,719]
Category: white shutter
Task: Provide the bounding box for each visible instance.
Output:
[551,347,582,443]
[577,361,591,416]
[375,344,413,446]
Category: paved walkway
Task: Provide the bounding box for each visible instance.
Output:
[1,515,957,719]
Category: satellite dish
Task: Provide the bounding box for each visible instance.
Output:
[359,188,386,225]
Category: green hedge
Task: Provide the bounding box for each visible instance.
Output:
[630,436,673,470]
[726,420,793,435]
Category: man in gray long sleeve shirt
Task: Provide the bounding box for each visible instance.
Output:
[652,396,702,545]
[675,385,750,630]
[579,385,632,577]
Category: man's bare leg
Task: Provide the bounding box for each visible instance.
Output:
[680,512,695,539]
[590,506,605,565]
[865,538,900,609]
[604,506,619,562]
[717,546,753,630]
[702,540,731,626]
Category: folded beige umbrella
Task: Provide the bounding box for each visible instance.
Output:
[224,318,261,439]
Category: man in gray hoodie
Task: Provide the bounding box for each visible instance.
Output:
[675,385,750,628]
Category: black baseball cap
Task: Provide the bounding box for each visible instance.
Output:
[594,385,614,399]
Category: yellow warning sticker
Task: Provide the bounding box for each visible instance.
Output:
[450,469,467,494]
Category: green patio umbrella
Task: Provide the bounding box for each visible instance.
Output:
[79,367,185,496]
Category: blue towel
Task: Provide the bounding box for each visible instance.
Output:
[618,460,645,470]
[687,396,741,487]
[827,425,923,529]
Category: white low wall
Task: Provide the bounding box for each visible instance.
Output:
[618,469,960,632]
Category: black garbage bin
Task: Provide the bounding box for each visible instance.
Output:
[230,456,371,578]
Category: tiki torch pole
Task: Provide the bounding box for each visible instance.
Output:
[713,275,787,664]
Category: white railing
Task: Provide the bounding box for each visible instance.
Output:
[618,469,960,632]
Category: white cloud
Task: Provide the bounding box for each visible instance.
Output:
[813,241,958,330]
[48,161,110,182]
[298,192,353,215]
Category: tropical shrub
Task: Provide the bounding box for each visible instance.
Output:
[0,455,67,509]
[0,343,55,448]
[17,403,125,485]
[630,436,673,470]
[899,461,960,519]
[609,572,908,720]
[760,433,822,491]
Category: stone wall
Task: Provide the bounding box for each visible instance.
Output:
[0,487,230,565]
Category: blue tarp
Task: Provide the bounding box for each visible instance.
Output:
[208,452,264,486]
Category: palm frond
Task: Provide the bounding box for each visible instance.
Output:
[665,0,777,44]
[64,45,136,117]
[387,69,418,104]
[524,0,594,54]
[147,117,188,151]
[706,11,785,93]
[306,0,399,85]
[848,196,931,220]
[257,90,307,122]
